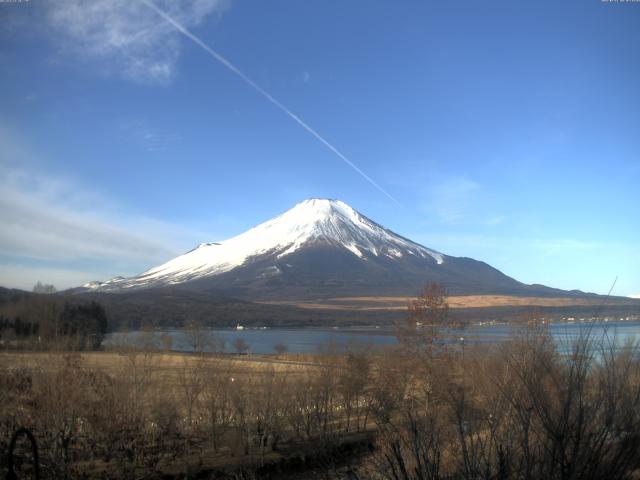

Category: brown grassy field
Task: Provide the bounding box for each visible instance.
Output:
[0,348,358,479]
[261,294,639,311]
[3,325,640,480]
[0,350,320,374]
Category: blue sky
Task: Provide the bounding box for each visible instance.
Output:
[0,0,638,296]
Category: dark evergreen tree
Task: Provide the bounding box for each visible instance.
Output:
[60,301,108,350]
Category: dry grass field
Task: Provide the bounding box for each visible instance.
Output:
[261,294,639,311]
[0,347,374,479]
[3,285,640,480]
[0,350,320,375]
[3,324,640,479]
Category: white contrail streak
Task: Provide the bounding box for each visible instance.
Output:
[140,0,400,205]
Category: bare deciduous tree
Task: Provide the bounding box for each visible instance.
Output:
[233,337,249,355]
[273,342,288,355]
[396,283,452,358]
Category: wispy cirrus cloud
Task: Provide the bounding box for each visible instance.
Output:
[0,264,111,293]
[0,168,178,263]
[421,177,480,224]
[0,163,219,289]
[45,0,230,85]
[417,176,506,227]
[433,177,478,224]
[118,118,183,152]
[412,233,601,255]
[0,163,214,252]
[0,123,220,290]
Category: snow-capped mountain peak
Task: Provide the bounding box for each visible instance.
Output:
[266,198,443,260]
[93,199,444,291]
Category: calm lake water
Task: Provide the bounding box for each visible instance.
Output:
[106,320,640,355]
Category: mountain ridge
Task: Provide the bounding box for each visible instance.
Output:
[78,199,599,300]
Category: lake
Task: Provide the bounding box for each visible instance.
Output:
[106,319,640,355]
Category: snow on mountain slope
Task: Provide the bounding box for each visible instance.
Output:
[96,199,444,291]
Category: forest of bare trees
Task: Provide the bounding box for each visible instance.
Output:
[2,285,640,479]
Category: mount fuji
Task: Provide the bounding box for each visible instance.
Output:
[83,199,571,299]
